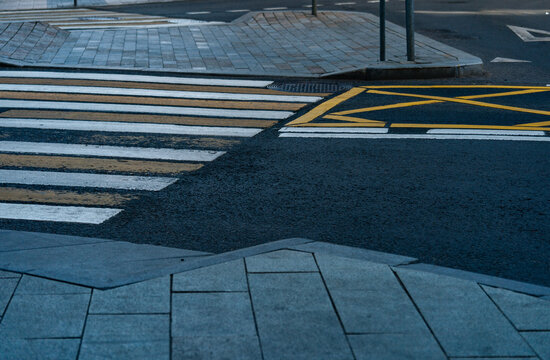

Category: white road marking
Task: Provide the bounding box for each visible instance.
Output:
[427,129,545,136]
[507,25,550,42]
[0,203,122,224]
[264,7,288,10]
[0,84,322,103]
[186,11,211,15]
[280,127,388,133]
[490,57,531,63]
[0,118,263,137]
[335,2,356,5]
[0,141,224,162]
[0,170,178,191]
[0,71,273,88]
[304,4,324,7]
[0,100,293,120]
[226,9,249,13]
[279,133,550,141]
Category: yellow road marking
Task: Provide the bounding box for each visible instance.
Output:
[516,121,550,127]
[286,87,365,126]
[323,114,386,125]
[361,85,550,90]
[367,89,550,117]
[0,78,329,96]
[390,123,550,131]
[0,187,136,207]
[335,89,550,115]
[0,91,307,111]
[0,154,203,174]
[0,110,277,128]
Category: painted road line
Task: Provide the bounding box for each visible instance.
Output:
[0,71,273,88]
[0,100,294,120]
[0,84,321,103]
[0,203,122,224]
[0,78,330,97]
[0,154,203,174]
[0,141,225,162]
[280,127,388,133]
[187,11,211,15]
[0,110,277,128]
[264,7,288,10]
[286,87,365,126]
[0,187,136,206]
[0,118,263,137]
[0,92,305,111]
[391,124,550,131]
[0,170,178,191]
[427,129,546,136]
[279,133,550,141]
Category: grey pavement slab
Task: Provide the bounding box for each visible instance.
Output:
[172,335,262,360]
[0,11,481,79]
[396,268,535,357]
[348,334,446,360]
[483,285,550,330]
[0,338,80,360]
[520,331,550,360]
[0,293,90,338]
[245,249,318,273]
[80,314,169,360]
[16,275,90,295]
[248,272,353,359]
[316,254,430,334]
[291,241,417,266]
[172,259,247,292]
[0,270,20,278]
[89,276,170,314]
[0,229,111,252]
[0,278,18,316]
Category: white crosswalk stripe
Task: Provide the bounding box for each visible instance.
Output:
[0,70,325,224]
[0,8,220,30]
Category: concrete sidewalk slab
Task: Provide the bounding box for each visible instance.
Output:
[1,231,550,359]
[0,0,175,11]
[0,11,482,79]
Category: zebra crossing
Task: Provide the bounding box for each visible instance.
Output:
[0,70,326,224]
[0,8,219,30]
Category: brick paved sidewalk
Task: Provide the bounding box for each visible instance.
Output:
[0,0,173,11]
[0,11,482,79]
[0,232,549,359]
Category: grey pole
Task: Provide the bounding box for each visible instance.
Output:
[74,0,77,6]
[379,0,385,61]
[405,0,415,61]
[312,0,317,16]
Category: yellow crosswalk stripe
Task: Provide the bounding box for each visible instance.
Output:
[0,154,203,175]
[0,110,278,128]
[0,187,136,206]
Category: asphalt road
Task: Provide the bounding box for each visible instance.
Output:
[0,0,549,287]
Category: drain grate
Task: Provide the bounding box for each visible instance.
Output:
[268,82,354,93]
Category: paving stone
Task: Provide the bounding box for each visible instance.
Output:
[89,276,170,314]
[172,335,261,360]
[520,331,550,360]
[245,249,318,272]
[0,278,18,315]
[349,334,446,360]
[16,275,90,295]
[172,292,256,337]
[172,259,247,292]
[248,272,352,359]
[483,285,550,330]
[0,338,80,360]
[80,314,169,360]
[316,254,429,334]
[0,293,90,338]
[396,269,534,357]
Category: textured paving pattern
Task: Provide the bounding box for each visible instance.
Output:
[0,11,481,77]
[0,0,174,11]
[1,246,549,359]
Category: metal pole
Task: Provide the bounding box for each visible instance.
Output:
[405,0,415,61]
[74,0,77,7]
[379,0,385,61]
[312,0,317,16]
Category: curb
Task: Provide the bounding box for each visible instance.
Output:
[1,230,549,300]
